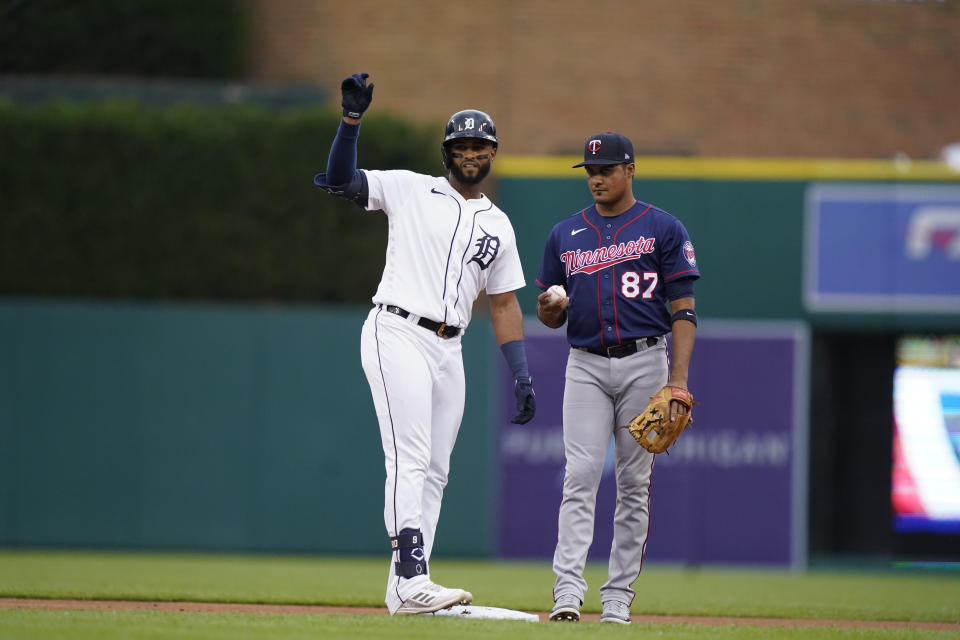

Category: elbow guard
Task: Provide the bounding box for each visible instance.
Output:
[314,170,369,207]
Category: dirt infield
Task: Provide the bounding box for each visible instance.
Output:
[1,597,958,631]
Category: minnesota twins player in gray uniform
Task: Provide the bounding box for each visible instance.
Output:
[314,73,536,615]
[536,132,699,624]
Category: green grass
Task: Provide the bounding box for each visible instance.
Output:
[1,550,959,639]
[0,610,956,640]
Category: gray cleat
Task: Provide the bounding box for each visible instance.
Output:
[549,593,581,622]
[600,600,631,624]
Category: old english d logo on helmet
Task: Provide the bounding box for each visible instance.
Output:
[441,109,498,168]
[588,139,602,154]
[443,110,498,145]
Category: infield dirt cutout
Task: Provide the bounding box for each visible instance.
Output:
[1,598,958,631]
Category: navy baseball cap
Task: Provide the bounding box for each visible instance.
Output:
[572,132,635,167]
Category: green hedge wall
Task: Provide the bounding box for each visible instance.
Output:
[0,0,246,78]
[0,100,440,301]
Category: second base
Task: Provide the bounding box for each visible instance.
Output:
[425,605,539,622]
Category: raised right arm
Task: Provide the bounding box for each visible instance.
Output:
[313,73,374,205]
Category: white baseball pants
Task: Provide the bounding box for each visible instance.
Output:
[360,306,465,611]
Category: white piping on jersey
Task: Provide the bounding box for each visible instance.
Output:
[451,203,495,323]
[429,187,495,327]
[431,188,463,326]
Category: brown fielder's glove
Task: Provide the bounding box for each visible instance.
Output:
[627,386,694,454]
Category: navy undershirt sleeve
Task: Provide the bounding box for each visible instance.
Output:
[325,120,361,185]
[314,120,368,206]
[500,340,530,379]
[664,276,695,301]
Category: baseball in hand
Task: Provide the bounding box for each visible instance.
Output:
[547,284,567,301]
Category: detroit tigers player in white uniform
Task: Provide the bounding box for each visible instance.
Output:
[314,73,536,615]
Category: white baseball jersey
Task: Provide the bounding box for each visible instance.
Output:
[363,169,526,328]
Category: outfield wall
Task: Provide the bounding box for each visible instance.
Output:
[0,300,810,566]
[2,160,959,561]
[0,300,494,557]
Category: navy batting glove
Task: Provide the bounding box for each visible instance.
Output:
[511,376,536,425]
[341,72,374,119]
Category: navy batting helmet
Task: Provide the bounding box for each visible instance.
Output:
[441,109,498,168]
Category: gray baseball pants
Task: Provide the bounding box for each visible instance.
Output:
[552,340,667,606]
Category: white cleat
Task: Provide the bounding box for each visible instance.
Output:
[394,581,473,615]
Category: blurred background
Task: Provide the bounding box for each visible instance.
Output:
[2,0,960,568]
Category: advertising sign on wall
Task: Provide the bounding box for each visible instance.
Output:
[496,321,809,568]
[805,184,960,313]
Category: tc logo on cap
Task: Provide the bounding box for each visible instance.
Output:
[587,139,602,154]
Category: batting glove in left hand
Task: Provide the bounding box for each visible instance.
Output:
[341,72,374,118]
[511,376,536,425]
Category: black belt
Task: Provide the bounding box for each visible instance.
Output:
[379,305,461,339]
[574,337,660,358]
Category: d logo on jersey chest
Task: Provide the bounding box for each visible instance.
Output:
[470,226,501,270]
